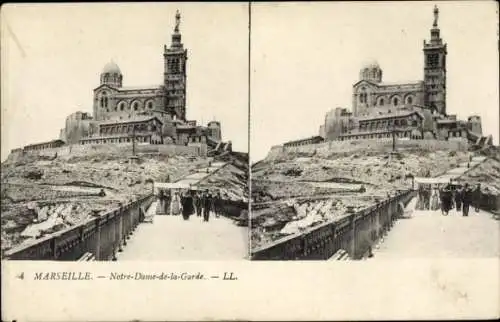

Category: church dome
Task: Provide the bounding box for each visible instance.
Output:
[100,61,123,87]
[102,61,122,75]
[359,60,382,83]
[362,60,380,70]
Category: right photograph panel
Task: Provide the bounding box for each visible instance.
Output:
[250,2,499,260]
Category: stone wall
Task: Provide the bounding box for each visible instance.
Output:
[63,112,93,144]
[266,138,469,160]
[16,143,205,160]
[208,121,222,141]
[187,142,208,157]
[266,145,285,159]
[5,149,24,163]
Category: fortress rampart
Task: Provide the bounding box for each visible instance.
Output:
[266,138,469,161]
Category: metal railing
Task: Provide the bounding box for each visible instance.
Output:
[3,194,155,261]
[251,189,416,260]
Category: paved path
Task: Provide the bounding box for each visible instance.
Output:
[171,161,227,186]
[117,213,248,260]
[372,155,499,259]
[118,161,247,260]
[372,204,499,259]
[434,156,485,181]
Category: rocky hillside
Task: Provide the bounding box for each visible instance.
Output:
[252,150,470,202]
[251,148,481,249]
[1,148,249,255]
[459,157,500,194]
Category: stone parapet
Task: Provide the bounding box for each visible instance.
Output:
[251,190,416,260]
[3,194,155,260]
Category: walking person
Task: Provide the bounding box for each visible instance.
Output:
[439,185,445,215]
[214,192,222,218]
[203,191,212,222]
[171,191,181,216]
[221,192,228,216]
[430,185,440,211]
[181,190,195,221]
[157,190,165,215]
[417,185,425,210]
[440,184,452,216]
[461,183,473,217]
[209,191,216,217]
[454,185,463,213]
[424,185,431,210]
[195,191,202,217]
[474,183,481,213]
[164,190,172,215]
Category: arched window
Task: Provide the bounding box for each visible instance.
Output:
[359,88,368,104]
[132,101,139,111]
[100,92,108,109]
[147,101,153,109]
[118,102,126,111]
[406,96,413,105]
[377,97,385,106]
[393,97,399,106]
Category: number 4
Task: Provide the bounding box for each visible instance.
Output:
[17,272,24,280]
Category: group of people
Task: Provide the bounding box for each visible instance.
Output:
[158,189,227,222]
[417,182,482,216]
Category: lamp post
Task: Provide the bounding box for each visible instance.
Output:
[132,126,136,156]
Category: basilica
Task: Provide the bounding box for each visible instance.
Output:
[55,11,225,153]
[285,6,486,148]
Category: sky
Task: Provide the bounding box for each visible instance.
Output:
[250,1,499,162]
[1,3,249,161]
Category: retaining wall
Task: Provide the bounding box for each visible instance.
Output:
[16,143,205,160]
[266,138,469,160]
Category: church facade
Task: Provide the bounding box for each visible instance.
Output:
[92,11,187,123]
[312,6,484,146]
[56,11,224,152]
[352,5,447,118]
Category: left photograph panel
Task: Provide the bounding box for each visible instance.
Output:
[1,3,250,261]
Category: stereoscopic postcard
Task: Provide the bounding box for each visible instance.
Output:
[1,1,499,321]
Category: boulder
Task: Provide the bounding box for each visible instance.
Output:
[37,206,49,221]
[23,169,43,180]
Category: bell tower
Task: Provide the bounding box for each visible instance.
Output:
[423,5,447,115]
[164,10,188,121]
